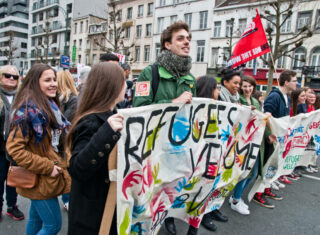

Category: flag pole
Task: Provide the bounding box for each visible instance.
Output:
[268,51,280,87]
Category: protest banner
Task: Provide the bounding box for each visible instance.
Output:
[116,98,267,235]
[249,110,320,200]
[228,9,270,68]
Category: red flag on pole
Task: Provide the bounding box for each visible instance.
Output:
[228,9,270,68]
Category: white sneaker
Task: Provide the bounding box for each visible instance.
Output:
[271,182,279,191]
[64,202,69,211]
[274,180,285,189]
[228,196,248,209]
[230,200,250,215]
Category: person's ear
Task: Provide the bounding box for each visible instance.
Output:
[164,41,171,51]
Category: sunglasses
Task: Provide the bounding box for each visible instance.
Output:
[3,73,19,80]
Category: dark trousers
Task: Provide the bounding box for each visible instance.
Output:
[0,153,17,210]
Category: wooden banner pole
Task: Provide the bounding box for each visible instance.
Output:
[99,145,118,235]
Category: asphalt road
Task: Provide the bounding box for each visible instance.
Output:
[1,171,320,235]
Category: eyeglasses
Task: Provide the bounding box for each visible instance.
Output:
[3,73,19,80]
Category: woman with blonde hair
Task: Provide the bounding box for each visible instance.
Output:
[67,62,126,235]
[0,65,24,221]
[57,70,78,122]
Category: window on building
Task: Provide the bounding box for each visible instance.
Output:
[184,13,192,29]
[144,46,150,62]
[160,0,166,7]
[74,23,77,34]
[173,0,180,4]
[238,18,247,35]
[310,47,320,66]
[52,34,57,43]
[21,42,27,48]
[213,21,221,37]
[136,25,142,37]
[266,16,276,33]
[316,10,320,30]
[157,17,164,33]
[117,10,122,21]
[277,47,288,68]
[127,7,132,19]
[222,47,230,65]
[86,54,89,65]
[138,5,144,17]
[32,38,35,46]
[281,14,291,33]
[226,20,233,37]
[33,14,36,23]
[38,37,42,45]
[199,11,208,29]
[39,12,43,21]
[101,38,105,48]
[292,47,306,69]
[125,27,131,38]
[197,40,205,62]
[53,8,58,17]
[211,48,219,68]
[146,24,152,36]
[155,43,161,58]
[262,53,270,68]
[79,39,82,50]
[21,52,27,58]
[86,40,90,49]
[78,55,81,63]
[73,40,76,46]
[85,20,88,32]
[147,3,153,16]
[92,54,97,64]
[67,3,72,14]
[135,46,140,62]
[80,22,83,33]
[296,11,312,31]
[170,15,177,24]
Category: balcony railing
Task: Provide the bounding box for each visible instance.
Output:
[32,0,59,11]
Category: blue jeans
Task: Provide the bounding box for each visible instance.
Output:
[233,154,259,201]
[26,198,62,235]
[0,154,17,210]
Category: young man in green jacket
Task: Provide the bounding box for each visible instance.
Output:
[133,21,217,235]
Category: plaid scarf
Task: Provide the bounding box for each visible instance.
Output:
[10,99,70,144]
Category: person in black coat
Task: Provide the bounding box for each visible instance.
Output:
[67,62,126,235]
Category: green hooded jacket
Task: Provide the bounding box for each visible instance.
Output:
[133,64,196,107]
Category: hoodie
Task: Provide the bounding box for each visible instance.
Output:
[264,88,290,118]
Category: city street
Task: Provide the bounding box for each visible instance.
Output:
[1,170,320,235]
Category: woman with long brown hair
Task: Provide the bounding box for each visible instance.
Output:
[6,63,71,234]
[67,62,126,235]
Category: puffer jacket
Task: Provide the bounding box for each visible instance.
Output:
[6,126,71,200]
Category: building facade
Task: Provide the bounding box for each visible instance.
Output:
[27,0,73,68]
[71,14,107,66]
[0,0,29,73]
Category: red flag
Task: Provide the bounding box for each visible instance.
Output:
[229,9,270,68]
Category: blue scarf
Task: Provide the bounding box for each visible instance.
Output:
[10,99,70,144]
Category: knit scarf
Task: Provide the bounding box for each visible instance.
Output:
[156,50,192,78]
[10,99,70,144]
[219,85,239,104]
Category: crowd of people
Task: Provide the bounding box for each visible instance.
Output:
[0,21,319,235]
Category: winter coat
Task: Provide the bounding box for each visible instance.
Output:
[68,111,120,235]
[132,64,196,107]
[264,88,290,118]
[6,126,71,200]
[60,93,77,122]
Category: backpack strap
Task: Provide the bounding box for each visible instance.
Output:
[151,64,160,103]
